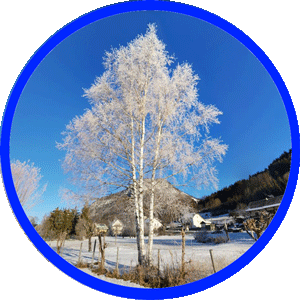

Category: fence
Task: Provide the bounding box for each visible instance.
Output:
[60,232,253,282]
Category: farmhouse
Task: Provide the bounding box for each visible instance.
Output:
[181,213,213,229]
[246,195,283,217]
[110,219,123,235]
[144,217,162,231]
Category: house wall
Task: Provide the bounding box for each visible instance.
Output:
[192,214,209,228]
[111,220,123,234]
[145,218,162,230]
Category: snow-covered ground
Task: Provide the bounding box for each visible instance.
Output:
[47,232,255,287]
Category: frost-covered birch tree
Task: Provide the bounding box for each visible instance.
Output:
[57,24,227,266]
[11,160,47,212]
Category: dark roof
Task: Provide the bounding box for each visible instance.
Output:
[246,195,283,212]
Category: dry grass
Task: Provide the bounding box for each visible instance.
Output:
[76,236,243,288]
[75,261,89,269]
[89,254,234,288]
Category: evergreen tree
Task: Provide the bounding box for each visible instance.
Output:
[75,204,95,251]
[47,208,75,253]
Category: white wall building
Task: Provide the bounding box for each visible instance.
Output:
[110,219,123,235]
[181,213,212,228]
[144,217,162,231]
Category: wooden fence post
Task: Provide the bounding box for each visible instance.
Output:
[91,239,97,268]
[98,233,106,270]
[181,228,186,279]
[224,222,230,241]
[209,249,216,273]
[157,249,161,287]
[77,242,83,266]
[116,247,119,276]
[157,249,160,277]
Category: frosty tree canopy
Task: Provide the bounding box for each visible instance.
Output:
[57,24,227,265]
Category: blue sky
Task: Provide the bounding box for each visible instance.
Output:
[10,11,291,221]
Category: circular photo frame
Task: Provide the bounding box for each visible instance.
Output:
[1,1,299,299]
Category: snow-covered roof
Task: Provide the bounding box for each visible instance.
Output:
[111,219,123,227]
[95,223,108,229]
[246,195,283,212]
[145,218,162,225]
[180,213,212,227]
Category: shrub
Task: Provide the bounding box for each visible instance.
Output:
[120,226,136,238]
[194,230,228,244]
[213,235,228,244]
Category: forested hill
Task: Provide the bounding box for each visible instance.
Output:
[199,149,291,216]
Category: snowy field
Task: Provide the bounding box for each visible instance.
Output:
[47,233,255,287]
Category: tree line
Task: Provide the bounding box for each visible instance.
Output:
[37,205,95,253]
[199,149,291,215]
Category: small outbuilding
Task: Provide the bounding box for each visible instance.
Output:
[94,223,108,235]
[111,219,123,235]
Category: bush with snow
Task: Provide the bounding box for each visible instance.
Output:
[194,230,228,244]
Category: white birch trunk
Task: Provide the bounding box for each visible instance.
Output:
[130,117,144,264]
[147,123,162,264]
[147,179,155,265]
[137,115,146,265]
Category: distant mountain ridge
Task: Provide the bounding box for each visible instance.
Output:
[89,179,198,226]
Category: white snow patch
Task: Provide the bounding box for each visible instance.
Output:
[47,233,255,286]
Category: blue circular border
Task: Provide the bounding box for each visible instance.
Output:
[1,1,299,299]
